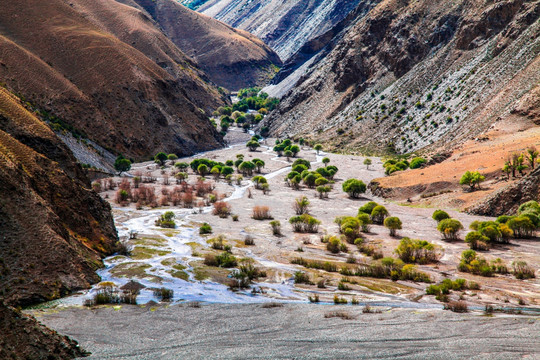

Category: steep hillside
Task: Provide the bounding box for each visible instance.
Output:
[197,0,364,62]
[262,0,539,156]
[0,302,86,359]
[121,0,282,90]
[0,0,225,160]
[0,87,118,306]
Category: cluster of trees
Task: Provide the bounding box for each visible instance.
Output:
[285,158,338,196]
[502,147,538,179]
[236,87,279,112]
[189,155,265,178]
[273,139,300,158]
[459,171,485,191]
[383,156,427,175]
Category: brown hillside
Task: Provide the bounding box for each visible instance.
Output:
[0,302,86,359]
[0,88,117,306]
[124,0,282,90]
[0,0,225,160]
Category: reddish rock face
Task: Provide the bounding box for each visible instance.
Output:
[0,88,117,306]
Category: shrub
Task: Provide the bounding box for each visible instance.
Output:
[293,196,310,215]
[246,140,260,151]
[114,155,132,174]
[153,287,174,302]
[327,236,346,254]
[199,222,212,235]
[384,216,402,237]
[432,210,450,223]
[155,211,176,228]
[371,205,389,224]
[437,218,463,241]
[294,271,312,284]
[340,217,362,243]
[459,171,485,191]
[358,201,378,215]
[289,214,321,233]
[270,220,281,236]
[212,201,231,218]
[314,144,323,154]
[517,200,540,215]
[464,231,490,250]
[356,213,372,232]
[214,252,238,268]
[342,179,367,198]
[409,157,427,169]
[253,206,273,220]
[457,250,493,276]
[363,158,372,169]
[444,301,468,313]
[244,235,255,246]
[395,238,442,264]
[512,261,536,279]
[154,152,168,166]
[507,216,536,238]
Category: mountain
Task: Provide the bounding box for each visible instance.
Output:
[261,0,539,155]
[0,87,117,306]
[196,0,365,63]
[122,0,282,90]
[0,0,226,160]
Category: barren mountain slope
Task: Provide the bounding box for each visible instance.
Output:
[0,0,225,160]
[197,0,364,62]
[0,302,86,360]
[0,88,118,306]
[121,0,282,90]
[262,0,539,156]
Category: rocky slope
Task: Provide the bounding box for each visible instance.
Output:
[0,87,118,306]
[121,0,282,90]
[261,0,539,157]
[0,0,226,160]
[0,302,86,360]
[197,0,365,62]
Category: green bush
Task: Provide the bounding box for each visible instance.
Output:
[459,171,485,191]
[289,214,321,233]
[457,250,493,276]
[356,213,372,232]
[507,216,536,238]
[358,202,378,215]
[512,260,536,280]
[384,216,402,237]
[464,231,489,250]
[432,210,450,223]
[437,218,463,241]
[199,223,212,235]
[409,157,427,169]
[395,238,442,264]
[371,205,389,224]
[155,211,176,228]
[342,179,367,198]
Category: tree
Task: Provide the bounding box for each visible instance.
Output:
[167,154,178,165]
[253,159,265,173]
[314,144,323,154]
[289,145,300,157]
[238,161,255,176]
[197,164,209,176]
[154,152,168,166]
[316,185,331,199]
[437,218,464,241]
[371,205,389,224]
[526,147,539,170]
[114,155,131,175]
[175,162,189,171]
[303,173,319,188]
[342,179,367,199]
[501,162,512,181]
[384,217,402,237]
[284,150,293,160]
[322,157,330,165]
[459,171,485,191]
[210,166,221,179]
[432,210,450,223]
[246,140,260,151]
[363,158,372,169]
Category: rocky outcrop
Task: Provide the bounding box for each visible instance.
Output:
[0,88,117,306]
[0,302,86,359]
[467,167,540,216]
[123,0,282,90]
[198,0,364,62]
[261,0,540,155]
[0,0,226,160]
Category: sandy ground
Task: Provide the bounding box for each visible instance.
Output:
[31,304,540,360]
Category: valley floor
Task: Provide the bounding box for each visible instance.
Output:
[31,303,540,359]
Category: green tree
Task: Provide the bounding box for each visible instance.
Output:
[167,154,178,165]
[154,152,168,166]
[459,171,485,191]
[289,145,300,157]
[437,218,464,241]
[284,150,293,160]
[197,164,209,176]
[384,216,402,237]
[114,155,131,175]
[246,140,260,151]
[342,179,367,199]
[371,205,389,224]
[432,210,450,223]
[314,144,323,155]
[526,147,539,170]
[363,158,372,169]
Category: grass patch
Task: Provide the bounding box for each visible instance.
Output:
[109,263,161,283]
[168,270,189,281]
[131,247,172,260]
[132,237,168,246]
